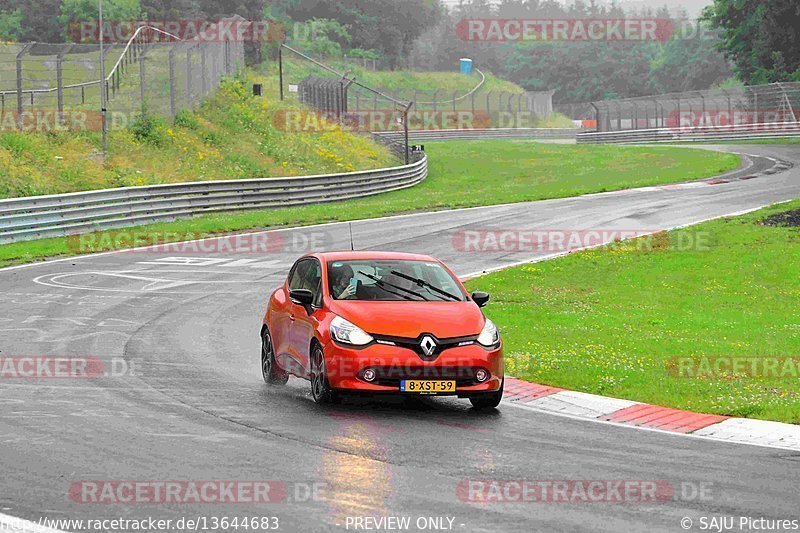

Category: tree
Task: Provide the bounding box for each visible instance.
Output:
[59,0,143,39]
[272,0,442,68]
[293,17,351,57]
[650,22,732,93]
[0,8,23,41]
[0,0,62,42]
[702,0,800,83]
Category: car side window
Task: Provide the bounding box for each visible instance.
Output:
[310,262,323,307]
[302,260,322,306]
[288,259,322,307]
[288,260,310,291]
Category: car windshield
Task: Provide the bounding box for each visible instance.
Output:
[328,260,466,302]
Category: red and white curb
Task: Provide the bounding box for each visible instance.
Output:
[503,378,800,451]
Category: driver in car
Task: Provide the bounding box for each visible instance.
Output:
[330,263,357,300]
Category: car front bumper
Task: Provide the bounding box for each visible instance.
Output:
[323,341,503,396]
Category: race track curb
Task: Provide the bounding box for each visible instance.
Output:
[504,378,800,451]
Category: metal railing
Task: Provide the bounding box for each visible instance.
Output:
[576,122,800,144]
[374,128,582,143]
[0,153,427,244]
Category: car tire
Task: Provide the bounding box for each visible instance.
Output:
[261,328,289,385]
[469,379,503,410]
[310,344,339,404]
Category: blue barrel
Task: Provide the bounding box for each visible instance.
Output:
[460,58,473,75]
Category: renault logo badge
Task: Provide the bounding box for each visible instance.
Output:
[420,335,437,357]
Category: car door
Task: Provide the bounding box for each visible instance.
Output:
[272,260,308,374]
[287,258,323,376]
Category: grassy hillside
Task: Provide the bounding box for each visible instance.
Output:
[0,71,396,199]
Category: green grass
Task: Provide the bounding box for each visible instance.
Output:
[0,72,396,199]
[466,201,800,424]
[0,141,738,267]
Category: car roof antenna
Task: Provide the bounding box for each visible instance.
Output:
[348,222,355,251]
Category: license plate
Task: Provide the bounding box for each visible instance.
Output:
[400,380,456,394]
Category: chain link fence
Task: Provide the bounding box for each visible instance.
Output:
[278,44,557,138]
[0,20,244,137]
[590,82,800,132]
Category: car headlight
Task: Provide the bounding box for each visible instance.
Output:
[476,318,499,348]
[330,316,374,346]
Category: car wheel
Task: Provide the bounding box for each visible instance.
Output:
[261,328,288,385]
[469,379,503,410]
[310,344,339,404]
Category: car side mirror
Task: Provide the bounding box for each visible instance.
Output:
[290,289,315,313]
[471,291,490,308]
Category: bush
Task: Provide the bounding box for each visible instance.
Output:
[129,115,167,146]
[174,110,200,130]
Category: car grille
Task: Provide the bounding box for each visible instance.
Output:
[371,333,479,361]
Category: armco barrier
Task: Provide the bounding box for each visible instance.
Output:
[576,122,800,144]
[0,154,427,244]
[374,128,582,143]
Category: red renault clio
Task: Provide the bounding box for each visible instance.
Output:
[260,251,504,409]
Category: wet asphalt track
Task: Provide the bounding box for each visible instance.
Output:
[0,144,799,533]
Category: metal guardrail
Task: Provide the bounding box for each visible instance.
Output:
[374,128,583,143]
[576,122,800,144]
[0,154,427,244]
